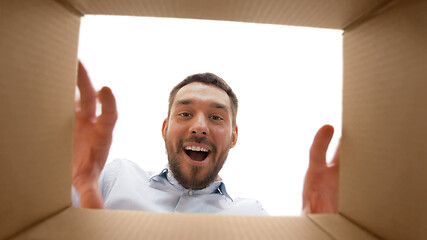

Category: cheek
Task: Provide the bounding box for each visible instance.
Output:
[212,126,232,145]
[166,121,185,138]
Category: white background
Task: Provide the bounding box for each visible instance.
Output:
[78,15,342,216]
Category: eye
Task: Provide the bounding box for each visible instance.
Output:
[210,115,223,121]
[179,112,191,117]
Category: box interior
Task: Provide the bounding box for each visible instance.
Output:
[1,0,426,239]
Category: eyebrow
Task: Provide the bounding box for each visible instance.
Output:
[176,99,193,106]
[175,99,227,110]
[209,102,227,109]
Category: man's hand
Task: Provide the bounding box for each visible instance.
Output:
[302,125,340,214]
[73,61,118,208]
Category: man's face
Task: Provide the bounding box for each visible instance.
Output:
[162,82,238,190]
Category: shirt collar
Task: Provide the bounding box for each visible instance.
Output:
[150,168,233,201]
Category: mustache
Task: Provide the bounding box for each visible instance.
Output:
[176,136,216,153]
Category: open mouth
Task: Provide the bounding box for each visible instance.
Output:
[184,145,210,162]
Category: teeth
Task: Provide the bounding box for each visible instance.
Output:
[184,145,209,152]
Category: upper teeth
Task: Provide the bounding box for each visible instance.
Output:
[185,146,209,152]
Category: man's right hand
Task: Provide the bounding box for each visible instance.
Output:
[73,61,117,208]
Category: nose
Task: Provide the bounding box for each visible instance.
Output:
[190,114,208,136]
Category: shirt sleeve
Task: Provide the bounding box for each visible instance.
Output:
[71,185,80,207]
[70,159,123,207]
[99,159,122,201]
[255,200,269,216]
[231,197,269,216]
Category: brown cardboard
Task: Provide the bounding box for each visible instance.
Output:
[12,208,333,240]
[308,214,378,239]
[63,0,385,29]
[341,0,427,239]
[1,0,426,239]
[0,1,80,239]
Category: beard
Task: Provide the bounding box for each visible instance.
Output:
[166,136,231,190]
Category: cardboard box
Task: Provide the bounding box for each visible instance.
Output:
[1,0,426,239]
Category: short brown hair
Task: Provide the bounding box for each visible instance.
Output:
[168,73,238,126]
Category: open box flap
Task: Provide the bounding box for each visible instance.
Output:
[0,1,80,239]
[308,214,378,239]
[62,0,387,29]
[341,0,427,239]
[10,208,364,240]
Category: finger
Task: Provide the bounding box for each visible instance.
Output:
[330,138,341,166]
[75,99,81,113]
[97,87,118,132]
[309,125,334,168]
[77,61,96,120]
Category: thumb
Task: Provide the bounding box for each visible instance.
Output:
[309,125,334,169]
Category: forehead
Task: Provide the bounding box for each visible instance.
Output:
[173,82,231,109]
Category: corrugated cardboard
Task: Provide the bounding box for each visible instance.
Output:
[341,0,427,239]
[63,0,385,29]
[1,0,426,239]
[11,208,335,240]
[0,1,80,239]
[308,214,378,239]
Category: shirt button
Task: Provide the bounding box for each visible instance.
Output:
[167,172,172,178]
[188,190,193,196]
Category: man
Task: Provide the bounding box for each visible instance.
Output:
[73,61,339,215]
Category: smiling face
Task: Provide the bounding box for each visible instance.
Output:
[162,82,238,190]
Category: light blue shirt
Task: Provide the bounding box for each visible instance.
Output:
[72,159,267,216]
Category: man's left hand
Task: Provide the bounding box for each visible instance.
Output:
[302,125,340,214]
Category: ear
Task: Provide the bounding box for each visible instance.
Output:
[162,118,168,140]
[230,125,238,148]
